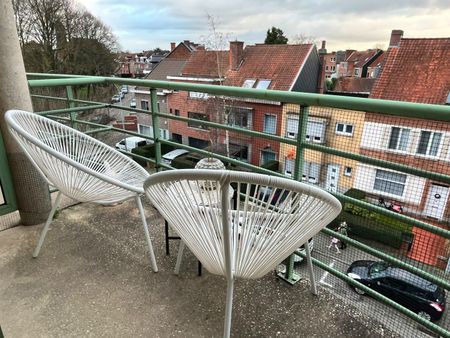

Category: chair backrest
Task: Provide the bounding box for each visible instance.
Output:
[5,110,149,204]
[144,169,341,279]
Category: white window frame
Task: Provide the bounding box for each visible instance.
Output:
[226,106,253,129]
[242,79,256,88]
[305,120,326,144]
[387,127,410,152]
[140,100,149,111]
[255,79,271,90]
[344,166,352,177]
[302,161,320,184]
[416,130,443,157]
[335,123,354,136]
[263,114,277,135]
[286,115,298,139]
[373,169,407,197]
[284,158,295,177]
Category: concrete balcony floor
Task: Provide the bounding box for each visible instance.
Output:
[0,197,398,338]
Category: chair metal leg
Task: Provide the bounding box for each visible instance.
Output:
[223,277,234,338]
[174,241,185,275]
[305,240,318,295]
[33,191,62,258]
[136,195,158,272]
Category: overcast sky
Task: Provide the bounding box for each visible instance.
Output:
[76,0,450,52]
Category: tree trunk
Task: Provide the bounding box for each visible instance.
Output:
[0,0,51,225]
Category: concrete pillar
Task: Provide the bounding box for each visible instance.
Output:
[0,0,51,225]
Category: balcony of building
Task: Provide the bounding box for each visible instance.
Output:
[1,74,450,337]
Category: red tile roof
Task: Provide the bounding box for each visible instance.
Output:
[368,51,385,69]
[370,38,450,103]
[182,50,229,78]
[225,44,313,91]
[347,49,380,68]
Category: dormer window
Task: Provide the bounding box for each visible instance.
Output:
[255,79,271,89]
[242,79,272,90]
[242,79,256,88]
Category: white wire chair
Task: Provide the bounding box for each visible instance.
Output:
[5,109,158,272]
[144,169,342,338]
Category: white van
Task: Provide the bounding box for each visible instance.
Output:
[162,149,189,165]
[115,137,147,152]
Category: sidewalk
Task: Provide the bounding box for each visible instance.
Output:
[0,199,398,337]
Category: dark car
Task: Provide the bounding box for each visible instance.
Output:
[347,260,446,321]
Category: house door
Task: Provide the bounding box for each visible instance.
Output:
[326,164,340,193]
[424,184,449,219]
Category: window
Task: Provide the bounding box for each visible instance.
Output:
[260,149,276,165]
[416,131,442,156]
[188,112,209,130]
[174,109,180,116]
[138,124,153,137]
[354,68,360,76]
[172,133,182,144]
[388,127,410,151]
[335,123,354,136]
[286,116,298,138]
[242,79,256,88]
[306,121,326,143]
[263,114,276,134]
[374,169,407,196]
[285,158,295,177]
[169,108,173,114]
[242,79,271,89]
[286,117,326,142]
[230,143,249,162]
[140,100,149,110]
[331,65,335,71]
[255,79,271,90]
[325,66,329,71]
[302,162,320,183]
[188,137,209,149]
[344,167,352,177]
[227,107,252,129]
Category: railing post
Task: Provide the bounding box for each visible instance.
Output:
[278,105,309,285]
[151,88,161,171]
[65,85,76,129]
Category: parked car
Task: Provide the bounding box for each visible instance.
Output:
[115,137,148,152]
[130,98,136,108]
[121,85,128,94]
[162,149,189,166]
[111,94,120,103]
[119,91,125,100]
[347,260,446,321]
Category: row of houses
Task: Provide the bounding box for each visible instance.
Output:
[132,30,450,224]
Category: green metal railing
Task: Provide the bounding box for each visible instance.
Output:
[24,73,450,337]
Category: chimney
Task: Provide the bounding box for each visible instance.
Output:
[389,30,404,48]
[170,42,176,51]
[318,40,327,54]
[229,41,244,71]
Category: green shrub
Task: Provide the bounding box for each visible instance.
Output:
[131,142,176,166]
[344,188,366,200]
[336,209,412,249]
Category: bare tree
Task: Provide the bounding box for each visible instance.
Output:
[12,0,118,74]
[291,33,317,46]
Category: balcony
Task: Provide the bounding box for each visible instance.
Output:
[1,73,450,337]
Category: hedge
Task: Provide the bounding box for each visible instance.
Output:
[131,142,176,166]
